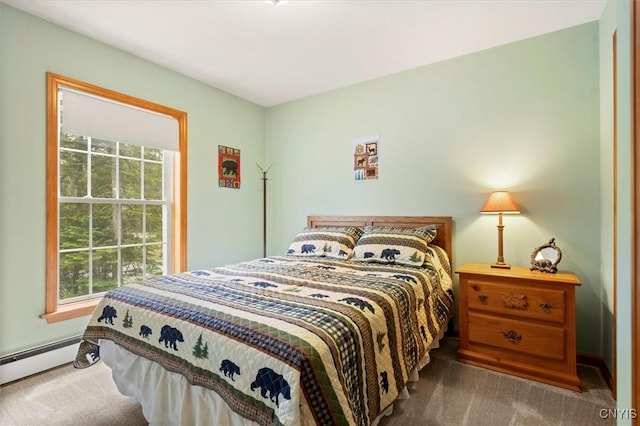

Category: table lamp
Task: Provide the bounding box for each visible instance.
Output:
[480,191,520,269]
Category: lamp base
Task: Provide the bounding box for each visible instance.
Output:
[491,263,511,269]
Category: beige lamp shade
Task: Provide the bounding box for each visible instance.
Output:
[480,191,520,214]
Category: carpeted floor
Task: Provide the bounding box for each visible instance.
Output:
[378,338,615,426]
[0,337,615,425]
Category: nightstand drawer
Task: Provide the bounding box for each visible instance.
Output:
[468,312,566,361]
[467,278,565,324]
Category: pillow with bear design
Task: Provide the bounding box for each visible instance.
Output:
[351,225,437,267]
[285,226,364,259]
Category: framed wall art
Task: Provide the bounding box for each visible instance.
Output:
[353,135,379,181]
[218,145,241,189]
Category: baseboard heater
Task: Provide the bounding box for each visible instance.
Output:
[0,336,81,385]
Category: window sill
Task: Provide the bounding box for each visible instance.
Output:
[41,299,99,324]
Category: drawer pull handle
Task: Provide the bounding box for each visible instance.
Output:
[503,330,522,343]
[478,294,488,304]
[501,294,529,310]
[539,302,553,312]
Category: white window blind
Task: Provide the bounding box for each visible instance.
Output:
[60,87,179,152]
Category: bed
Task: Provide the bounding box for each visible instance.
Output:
[74,215,454,426]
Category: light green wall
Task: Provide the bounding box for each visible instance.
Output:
[611,0,634,419]
[599,0,617,378]
[265,23,602,354]
[0,4,265,356]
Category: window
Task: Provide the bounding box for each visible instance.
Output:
[44,72,187,323]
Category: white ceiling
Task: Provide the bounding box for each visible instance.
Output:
[4,0,606,107]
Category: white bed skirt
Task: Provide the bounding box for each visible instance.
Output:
[100,327,446,426]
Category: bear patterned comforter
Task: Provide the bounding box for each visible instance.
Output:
[74,252,454,426]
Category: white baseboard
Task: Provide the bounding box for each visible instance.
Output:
[0,342,80,385]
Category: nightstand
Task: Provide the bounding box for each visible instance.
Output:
[455,263,582,392]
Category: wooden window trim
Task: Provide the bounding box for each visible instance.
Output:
[42,72,187,324]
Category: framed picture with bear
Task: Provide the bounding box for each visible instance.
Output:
[218,145,241,189]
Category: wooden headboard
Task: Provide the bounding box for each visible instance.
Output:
[307,215,453,264]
